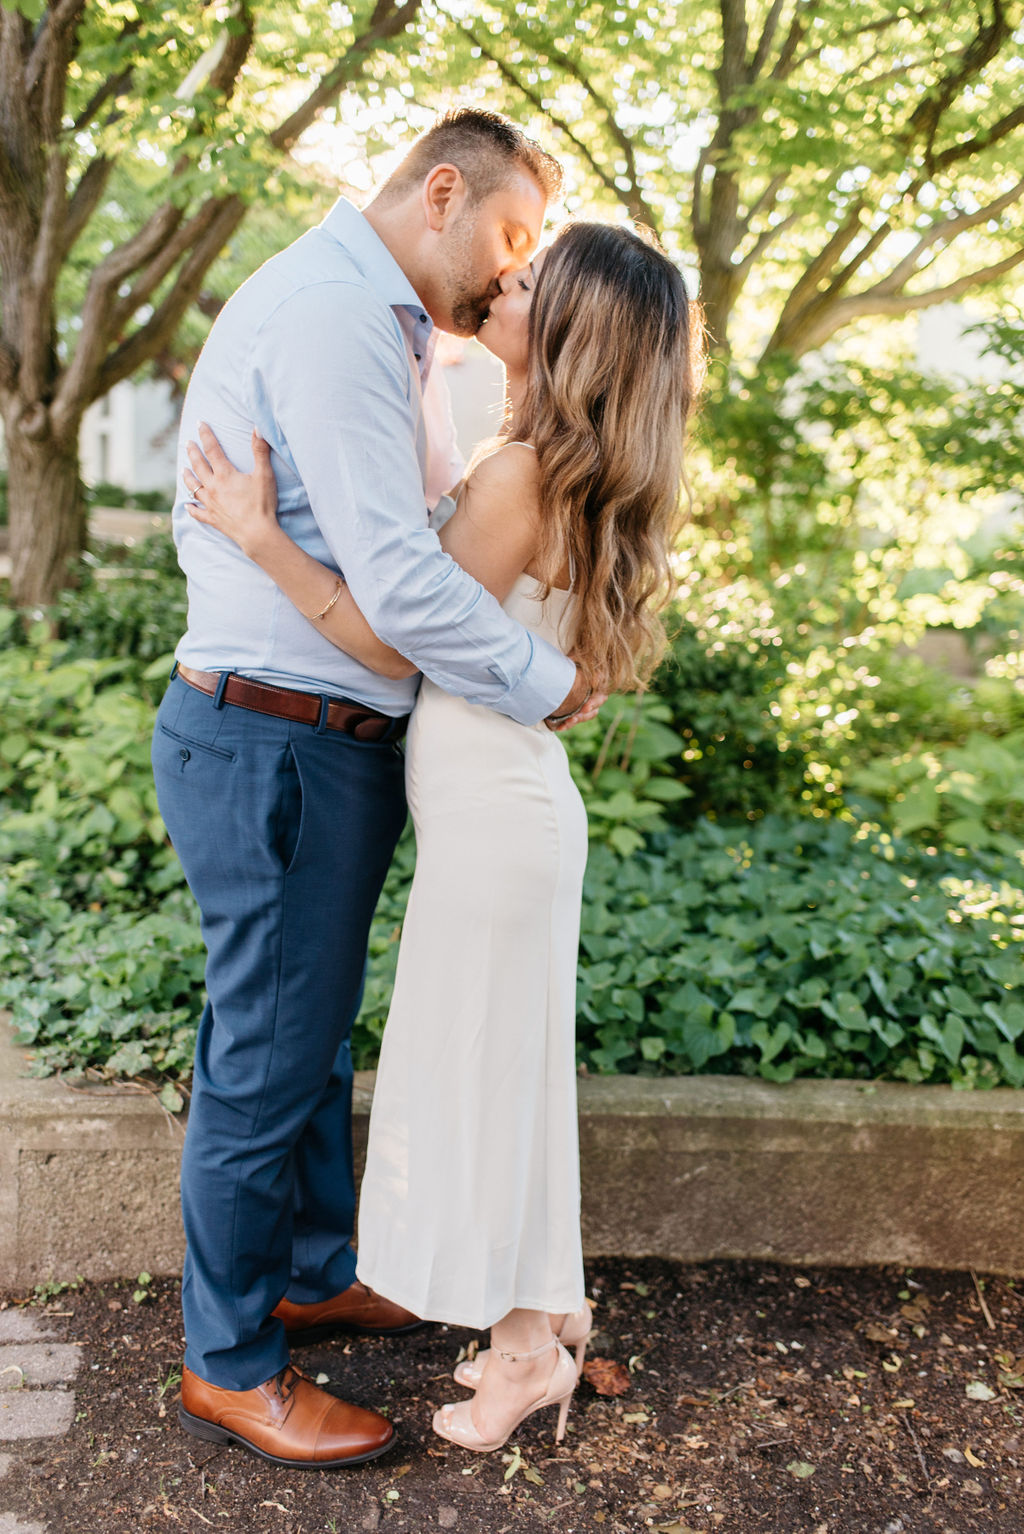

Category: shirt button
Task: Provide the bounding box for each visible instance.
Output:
[419,313,427,324]
[414,353,421,361]
[179,748,191,762]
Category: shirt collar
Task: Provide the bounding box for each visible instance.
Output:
[320,196,428,316]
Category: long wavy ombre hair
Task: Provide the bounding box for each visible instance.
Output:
[513,221,703,692]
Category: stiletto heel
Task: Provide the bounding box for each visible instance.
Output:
[555,1388,572,1444]
[454,1302,593,1390]
[433,1338,577,1453]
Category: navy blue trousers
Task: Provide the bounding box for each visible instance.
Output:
[151,675,406,1389]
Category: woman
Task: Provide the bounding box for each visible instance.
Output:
[183,220,702,1452]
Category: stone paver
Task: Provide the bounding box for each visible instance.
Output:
[0,1390,75,1443]
[0,1312,78,1530]
[0,1347,79,1390]
[0,1320,49,1347]
[0,1517,45,1534]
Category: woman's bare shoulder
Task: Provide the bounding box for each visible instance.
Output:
[463,440,540,519]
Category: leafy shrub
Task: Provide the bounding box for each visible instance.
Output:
[354,815,1024,1089]
[3,535,1023,1093]
[561,692,692,857]
[8,810,1022,1091]
[848,731,1024,854]
[651,601,813,823]
[0,642,179,908]
[1,882,202,1089]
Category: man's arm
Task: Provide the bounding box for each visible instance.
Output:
[249,281,578,726]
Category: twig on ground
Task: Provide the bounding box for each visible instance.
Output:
[902,1411,930,1487]
[971,1270,996,1331]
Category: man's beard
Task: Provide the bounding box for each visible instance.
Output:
[448,286,494,336]
[442,207,495,336]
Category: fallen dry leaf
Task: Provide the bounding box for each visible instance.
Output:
[964,1446,985,1467]
[583,1357,631,1396]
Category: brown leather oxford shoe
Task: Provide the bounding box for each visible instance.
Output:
[178,1363,394,1469]
[273,1280,425,1345]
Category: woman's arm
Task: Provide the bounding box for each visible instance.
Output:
[184,427,417,680]
[185,429,543,674]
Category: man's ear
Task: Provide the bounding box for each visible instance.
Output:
[421,164,467,232]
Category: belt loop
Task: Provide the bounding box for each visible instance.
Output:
[314,694,330,735]
[169,659,180,681]
[212,671,231,710]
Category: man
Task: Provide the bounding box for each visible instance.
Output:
[152,110,594,1470]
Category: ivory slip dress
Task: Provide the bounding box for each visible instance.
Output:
[355,573,589,1329]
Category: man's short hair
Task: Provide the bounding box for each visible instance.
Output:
[379,108,562,206]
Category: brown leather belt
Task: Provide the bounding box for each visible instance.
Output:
[175,664,408,743]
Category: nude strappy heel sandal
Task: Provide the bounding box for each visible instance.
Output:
[453,1303,593,1390]
[432,1336,577,1452]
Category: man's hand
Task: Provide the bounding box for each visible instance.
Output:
[544,665,608,732]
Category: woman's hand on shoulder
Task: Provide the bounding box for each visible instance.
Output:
[438,441,541,603]
[184,424,281,563]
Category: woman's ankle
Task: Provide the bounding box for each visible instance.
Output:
[490,1308,554,1363]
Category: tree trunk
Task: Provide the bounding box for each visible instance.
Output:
[4,412,86,609]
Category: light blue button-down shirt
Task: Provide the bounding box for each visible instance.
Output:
[172,198,574,723]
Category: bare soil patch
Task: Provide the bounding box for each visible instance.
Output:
[2,1258,1022,1533]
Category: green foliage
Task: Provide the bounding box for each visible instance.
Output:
[561,694,691,857]
[849,732,1024,854]
[1,534,186,682]
[650,597,814,823]
[82,482,171,513]
[355,814,1024,1089]
[3,533,1023,1094]
[2,887,203,1083]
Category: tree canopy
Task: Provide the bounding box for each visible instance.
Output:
[2,0,1023,606]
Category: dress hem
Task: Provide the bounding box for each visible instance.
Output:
[355,1269,586,1334]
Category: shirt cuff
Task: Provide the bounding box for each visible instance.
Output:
[499,637,577,728]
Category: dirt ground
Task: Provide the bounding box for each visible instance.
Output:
[2,1258,1022,1534]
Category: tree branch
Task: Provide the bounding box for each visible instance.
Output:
[71,14,141,135]
[772,196,866,333]
[521,33,661,232]
[926,102,1024,176]
[781,245,1024,356]
[734,211,801,277]
[207,1,254,100]
[62,155,113,258]
[269,0,421,152]
[906,0,1011,169]
[53,201,185,425]
[820,217,895,300]
[751,0,787,77]
[876,177,1024,295]
[95,195,246,397]
[457,22,660,231]
[108,200,228,335]
[23,0,85,99]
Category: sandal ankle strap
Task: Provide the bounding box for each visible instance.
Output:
[495,1335,558,1364]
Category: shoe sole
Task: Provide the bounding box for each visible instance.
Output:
[283,1318,430,1347]
[178,1404,396,1469]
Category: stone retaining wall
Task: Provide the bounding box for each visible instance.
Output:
[2,1022,1022,1289]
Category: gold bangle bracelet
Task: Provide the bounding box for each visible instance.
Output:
[307,578,343,622]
